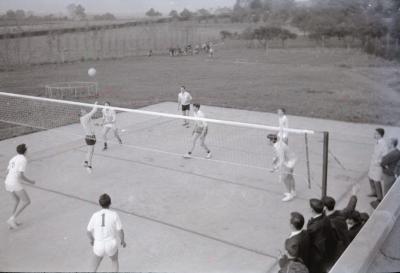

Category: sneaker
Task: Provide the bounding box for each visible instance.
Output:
[102,144,108,151]
[183,153,192,159]
[367,193,377,197]
[290,191,297,198]
[206,152,212,159]
[370,200,380,209]
[283,192,291,197]
[282,194,294,202]
[7,217,18,229]
[86,166,93,174]
[83,161,88,167]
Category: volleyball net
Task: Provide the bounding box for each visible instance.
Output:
[0,91,328,194]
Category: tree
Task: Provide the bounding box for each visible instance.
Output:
[278,29,297,47]
[180,8,193,20]
[169,10,179,18]
[66,4,86,20]
[145,8,162,17]
[220,30,233,40]
[93,13,116,20]
[250,0,263,10]
[15,10,26,21]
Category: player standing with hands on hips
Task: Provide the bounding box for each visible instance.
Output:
[4,144,36,229]
[87,194,126,272]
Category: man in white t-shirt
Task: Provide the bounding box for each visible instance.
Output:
[4,144,36,229]
[277,108,289,144]
[87,194,126,272]
[268,134,297,202]
[184,104,212,159]
[177,86,192,128]
[100,102,122,151]
[80,102,98,173]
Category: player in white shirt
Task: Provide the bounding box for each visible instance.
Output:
[277,108,289,144]
[4,144,36,229]
[177,86,192,128]
[268,134,297,202]
[87,194,126,272]
[100,102,122,151]
[184,104,212,159]
[80,102,98,173]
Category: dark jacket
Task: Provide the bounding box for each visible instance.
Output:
[279,255,309,273]
[307,214,337,273]
[348,222,363,243]
[381,149,400,176]
[285,230,311,268]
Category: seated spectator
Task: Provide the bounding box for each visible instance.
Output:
[282,212,311,268]
[380,138,400,197]
[346,211,363,243]
[307,199,337,273]
[322,185,358,258]
[360,212,370,226]
[279,254,309,273]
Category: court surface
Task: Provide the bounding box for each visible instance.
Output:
[0,102,399,272]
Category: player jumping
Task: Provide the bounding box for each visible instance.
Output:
[101,102,122,151]
[4,144,36,229]
[80,102,98,173]
[184,103,212,159]
[268,134,297,202]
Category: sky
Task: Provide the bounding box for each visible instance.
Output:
[0,0,236,16]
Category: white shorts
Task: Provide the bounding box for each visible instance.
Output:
[104,123,116,129]
[5,181,24,192]
[93,239,118,257]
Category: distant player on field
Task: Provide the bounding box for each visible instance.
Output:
[177,86,192,128]
[184,103,212,159]
[268,134,297,202]
[277,108,289,144]
[87,194,126,272]
[101,102,122,151]
[4,144,36,229]
[80,102,98,173]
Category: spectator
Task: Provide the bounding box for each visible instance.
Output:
[380,138,400,197]
[346,211,363,243]
[282,212,311,268]
[322,187,358,259]
[278,254,309,273]
[367,128,387,205]
[307,199,337,273]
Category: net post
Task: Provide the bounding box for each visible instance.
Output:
[305,133,311,189]
[322,131,329,198]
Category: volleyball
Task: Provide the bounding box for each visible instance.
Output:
[88,68,96,77]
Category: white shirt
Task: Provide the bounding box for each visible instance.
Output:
[273,141,297,169]
[87,209,123,242]
[278,115,289,139]
[102,107,116,125]
[289,230,302,238]
[5,154,27,185]
[194,110,207,128]
[368,138,388,181]
[80,107,98,135]
[178,91,192,106]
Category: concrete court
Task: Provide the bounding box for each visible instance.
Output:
[0,101,399,273]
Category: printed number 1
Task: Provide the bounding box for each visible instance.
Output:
[101,213,105,227]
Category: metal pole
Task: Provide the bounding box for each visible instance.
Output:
[322,131,329,198]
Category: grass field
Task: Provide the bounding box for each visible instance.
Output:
[0,44,399,127]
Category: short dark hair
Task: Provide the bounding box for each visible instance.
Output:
[322,196,336,211]
[376,128,385,137]
[105,101,111,106]
[16,144,27,155]
[310,198,324,214]
[193,103,200,109]
[290,212,304,230]
[348,210,361,223]
[267,134,278,143]
[181,85,186,89]
[278,108,286,114]
[99,194,111,208]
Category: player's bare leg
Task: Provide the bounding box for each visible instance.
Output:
[7,189,31,227]
[110,250,119,272]
[86,146,95,173]
[102,127,111,151]
[90,254,103,272]
[184,134,200,158]
[200,136,211,158]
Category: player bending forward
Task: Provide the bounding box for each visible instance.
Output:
[101,102,122,151]
[80,102,98,173]
[87,194,126,272]
[184,104,212,159]
[4,144,36,229]
[268,134,297,202]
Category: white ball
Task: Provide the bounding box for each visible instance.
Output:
[88,68,96,77]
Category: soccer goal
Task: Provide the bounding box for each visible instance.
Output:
[45,82,98,99]
[0,91,329,197]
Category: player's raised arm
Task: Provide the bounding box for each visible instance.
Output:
[86,101,99,118]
